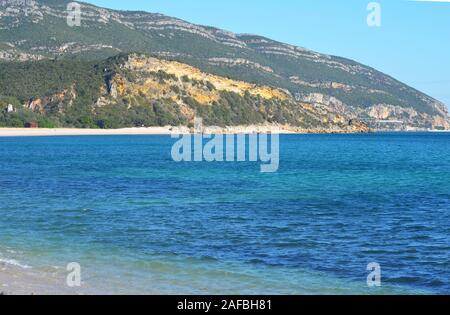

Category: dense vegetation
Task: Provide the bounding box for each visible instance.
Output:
[0,54,333,129]
[0,58,104,127]
[0,57,183,128]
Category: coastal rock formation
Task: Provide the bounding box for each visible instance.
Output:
[0,53,369,132]
[98,54,369,132]
[296,93,450,131]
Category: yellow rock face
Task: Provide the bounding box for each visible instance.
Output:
[99,54,370,133]
[192,93,217,105]
[125,55,290,102]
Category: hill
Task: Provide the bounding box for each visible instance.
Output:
[0,53,369,132]
[0,0,448,130]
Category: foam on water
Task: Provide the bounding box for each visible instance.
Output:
[0,257,32,269]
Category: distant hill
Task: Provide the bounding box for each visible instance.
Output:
[0,0,448,130]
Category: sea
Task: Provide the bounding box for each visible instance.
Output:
[0,133,449,294]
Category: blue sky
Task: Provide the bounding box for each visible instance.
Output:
[83,0,450,108]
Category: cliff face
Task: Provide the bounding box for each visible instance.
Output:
[362,104,450,130]
[95,54,369,132]
[120,55,290,102]
[296,93,450,131]
[25,85,77,113]
[0,53,370,131]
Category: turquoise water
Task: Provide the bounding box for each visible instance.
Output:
[0,133,449,294]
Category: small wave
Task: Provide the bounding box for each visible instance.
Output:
[0,258,32,269]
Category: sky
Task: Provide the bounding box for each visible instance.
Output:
[83,0,450,108]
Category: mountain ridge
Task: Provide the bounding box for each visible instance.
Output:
[0,0,449,130]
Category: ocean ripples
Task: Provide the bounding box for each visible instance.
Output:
[0,134,449,293]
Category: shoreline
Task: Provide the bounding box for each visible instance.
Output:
[0,256,425,295]
[0,263,88,295]
[0,127,447,137]
[0,127,180,137]
[0,126,353,137]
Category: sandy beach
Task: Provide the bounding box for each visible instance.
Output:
[0,127,180,137]
[0,264,89,295]
[0,125,377,137]
[0,126,302,137]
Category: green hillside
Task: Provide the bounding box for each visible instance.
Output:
[0,0,449,130]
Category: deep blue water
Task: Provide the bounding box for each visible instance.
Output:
[0,133,449,294]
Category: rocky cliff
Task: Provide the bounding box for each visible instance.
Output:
[0,53,369,132]
[97,54,369,132]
